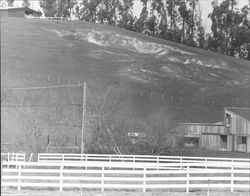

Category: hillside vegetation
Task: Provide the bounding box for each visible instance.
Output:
[1,18,250,153]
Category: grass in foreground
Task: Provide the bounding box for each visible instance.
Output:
[1,188,249,196]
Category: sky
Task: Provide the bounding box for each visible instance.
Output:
[1,0,249,32]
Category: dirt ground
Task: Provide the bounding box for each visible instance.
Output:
[1,188,249,196]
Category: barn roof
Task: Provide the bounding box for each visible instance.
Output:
[0,7,42,16]
[225,108,250,121]
[24,7,42,16]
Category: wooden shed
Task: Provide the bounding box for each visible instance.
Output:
[174,123,226,150]
[173,108,250,153]
[0,7,42,18]
[225,108,250,153]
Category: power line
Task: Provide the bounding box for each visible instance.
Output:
[86,87,99,112]
[1,103,82,108]
[2,84,83,91]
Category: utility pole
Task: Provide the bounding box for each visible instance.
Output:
[32,127,35,154]
[81,82,87,154]
[28,102,35,154]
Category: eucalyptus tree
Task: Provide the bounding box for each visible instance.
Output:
[40,0,57,17]
[7,0,14,7]
[97,0,121,25]
[134,0,149,33]
[209,0,250,59]
[78,0,101,22]
[22,0,30,7]
[117,0,135,30]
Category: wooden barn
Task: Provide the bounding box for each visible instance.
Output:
[173,107,250,153]
[225,107,250,153]
[174,123,226,150]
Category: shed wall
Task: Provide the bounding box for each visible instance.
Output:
[175,124,225,136]
[225,110,250,135]
[175,124,226,150]
[247,136,250,152]
[8,9,25,17]
[227,135,233,151]
[0,10,8,17]
[201,135,221,150]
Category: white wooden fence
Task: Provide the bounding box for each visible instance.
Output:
[38,153,250,167]
[1,161,249,193]
[1,153,25,162]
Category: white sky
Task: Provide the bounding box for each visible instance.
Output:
[1,0,249,32]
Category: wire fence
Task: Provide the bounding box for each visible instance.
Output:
[1,69,250,108]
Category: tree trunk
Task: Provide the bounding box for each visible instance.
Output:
[182,18,185,43]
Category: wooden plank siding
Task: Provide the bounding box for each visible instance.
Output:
[172,108,250,152]
[225,110,250,135]
[225,108,250,153]
[247,137,250,152]
[174,124,226,151]
[175,123,225,137]
[201,135,221,150]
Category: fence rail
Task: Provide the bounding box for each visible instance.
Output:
[1,153,25,162]
[1,161,249,193]
[38,153,250,167]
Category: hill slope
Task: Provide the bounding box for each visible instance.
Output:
[1,17,250,124]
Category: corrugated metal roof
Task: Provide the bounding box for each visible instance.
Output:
[226,108,250,121]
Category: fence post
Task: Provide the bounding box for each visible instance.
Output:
[157,156,159,171]
[18,164,21,191]
[11,152,14,161]
[62,154,64,163]
[180,158,183,169]
[186,165,189,193]
[59,165,63,191]
[207,179,210,196]
[101,166,104,192]
[230,165,234,192]
[83,154,86,170]
[143,167,146,192]
[28,153,33,162]
[132,156,135,170]
[7,153,9,168]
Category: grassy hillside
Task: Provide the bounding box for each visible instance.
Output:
[1,17,250,152]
